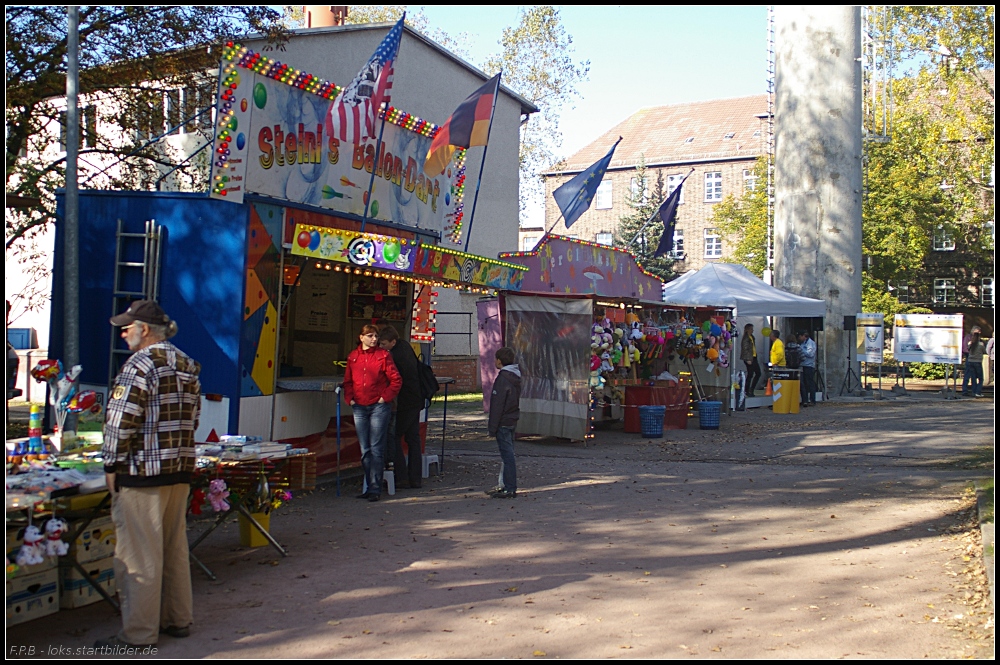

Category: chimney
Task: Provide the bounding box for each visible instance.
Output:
[304,6,348,28]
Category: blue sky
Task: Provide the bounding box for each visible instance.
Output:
[417,5,769,224]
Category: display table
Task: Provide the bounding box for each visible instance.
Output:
[623,378,691,433]
[188,453,316,580]
[771,368,800,414]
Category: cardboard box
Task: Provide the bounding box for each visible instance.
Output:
[6,526,58,578]
[6,568,59,626]
[59,556,116,609]
[68,515,116,564]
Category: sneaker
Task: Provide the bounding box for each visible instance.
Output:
[160,625,190,638]
[356,492,371,499]
[488,489,516,499]
[368,494,380,502]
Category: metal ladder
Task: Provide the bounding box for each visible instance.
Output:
[107,218,163,387]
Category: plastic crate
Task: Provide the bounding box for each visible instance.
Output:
[698,401,722,430]
[638,405,667,438]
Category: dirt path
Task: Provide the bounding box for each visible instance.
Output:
[8,396,994,658]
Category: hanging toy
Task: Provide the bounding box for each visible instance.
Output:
[600,351,614,373]
[208,478,231,512]
[590,354,601,371]
[189,488,206,516]
[16,526,46,566]
[43,518,69,557]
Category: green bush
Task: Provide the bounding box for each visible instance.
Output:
[906,362,949,380]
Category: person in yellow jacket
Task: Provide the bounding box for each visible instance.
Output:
[769,329,785,367]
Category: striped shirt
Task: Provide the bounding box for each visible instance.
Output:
[102,341,201,483]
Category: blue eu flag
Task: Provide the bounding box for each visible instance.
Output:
[652,174,689,258]
[552,137,622,229]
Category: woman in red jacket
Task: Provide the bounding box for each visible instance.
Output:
[343,325,402,502]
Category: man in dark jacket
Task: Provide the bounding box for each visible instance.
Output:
[379,325,423,488]
[486,347,521,498]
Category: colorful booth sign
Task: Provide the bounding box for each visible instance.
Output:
[500,235,662,300]
[290,224,418,273]
[210,47,464,238]
[413,245,525,291]
[856,313,884,363]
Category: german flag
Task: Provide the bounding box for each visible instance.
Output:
[424,73,501,177]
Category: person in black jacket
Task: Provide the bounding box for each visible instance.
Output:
[378,325,423,489]
[486,347,521,499]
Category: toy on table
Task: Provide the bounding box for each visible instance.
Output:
[43,518,69,557]
[207,479,231,512]
[16,525,46,566]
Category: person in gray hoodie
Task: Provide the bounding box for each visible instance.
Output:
[486,347,521,498]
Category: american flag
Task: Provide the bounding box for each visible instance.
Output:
[326,16,404,145]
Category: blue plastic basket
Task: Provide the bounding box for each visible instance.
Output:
[698,401,722,430]
[638,405,667,438]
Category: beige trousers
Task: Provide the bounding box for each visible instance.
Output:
[111,484,193,645]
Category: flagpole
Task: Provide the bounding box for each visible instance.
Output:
[359,106,390,234]
[544,211,566,236]
[462,72,503,254]
[626,167,694,248]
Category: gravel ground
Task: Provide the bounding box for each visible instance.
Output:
[7,393,994,659]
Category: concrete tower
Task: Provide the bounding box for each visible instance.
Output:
[774,6,863,396]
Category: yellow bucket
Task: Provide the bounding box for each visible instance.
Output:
[238,512,271,548]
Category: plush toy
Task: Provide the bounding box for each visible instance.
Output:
[600,351,614,373]
[208,478,231,513]
[16,525,46,566]
[43,518,69,557]
[590,354,602,371]
[189,488,205,516]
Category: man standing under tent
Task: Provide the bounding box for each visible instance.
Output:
[797,330,818,406]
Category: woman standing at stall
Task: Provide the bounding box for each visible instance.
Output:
[344,324,402,502]
[740,323,761,397]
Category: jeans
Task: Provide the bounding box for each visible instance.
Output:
[495,426,517,493]
[744,358,761,395]
[800,366,816,404]
[962,360,984,396]
[353,402,392,496]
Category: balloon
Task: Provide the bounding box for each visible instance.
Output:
[382,241,401,264]
[297,230,311,248]
[702,321,712,332]
[710,323,722,336]
[253,82,267,109]
[308,230,321,251]
[707,348,719,361]
[31,359,62,382]
[236,133,246,150]
[67,391,98,413]
[761,327,772,336]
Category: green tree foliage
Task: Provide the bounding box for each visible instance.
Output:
[482,6,589,224]
[860,6,994,312]
[5,6,285,251]
[612,158,675,282]
[710,157,769,277]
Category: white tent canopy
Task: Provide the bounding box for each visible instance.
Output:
[662,263,826,317]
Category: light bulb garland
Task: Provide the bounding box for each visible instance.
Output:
[499,233,659,281]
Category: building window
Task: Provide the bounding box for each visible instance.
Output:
[521,235,540,251]
[723,131,736,140]
[59,106,98,150]
[668,228,685,259]
[984,221,995,250]
[684,137,694,144]
[704,228,722,258]
[983,278,995,307]
[629,177,648,203]
[595,179,612,209]
[666,174,685,204]
[889,280,909,303]
[933,226,956,251]
[595,232,613,245]
[933,278,956,305]
[743,168,758,192]
[704,172,723,202]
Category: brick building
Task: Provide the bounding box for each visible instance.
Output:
[537,95,769,275]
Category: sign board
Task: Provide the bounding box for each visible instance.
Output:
[892,313,963,364]
[855,313,884,363]
[210,68,462,237]
[290,224,418,274]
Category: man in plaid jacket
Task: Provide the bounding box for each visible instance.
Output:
[96,300,201,649]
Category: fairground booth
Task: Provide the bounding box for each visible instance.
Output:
[477,234,710,441]
[48,42,527,477]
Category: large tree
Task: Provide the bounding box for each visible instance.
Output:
[481,6,589,225]
[5,6,285,322]
[612,158,675,282]
[709,157,769,278]
[6,6,285,248]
